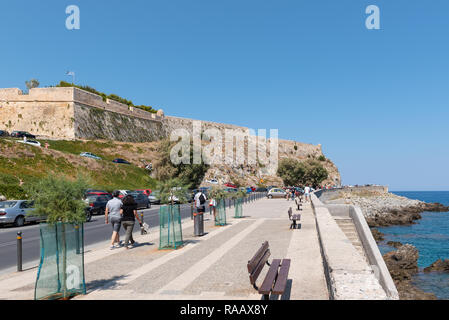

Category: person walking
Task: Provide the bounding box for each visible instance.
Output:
[291,188,295,201]
[209,197,217,220]
[194,190,207,215]
[120,194,143,249]
[286,189,290,201]
[304,185,311,202]
[105,190,123,249]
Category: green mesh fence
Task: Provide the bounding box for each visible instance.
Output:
[159,204,183,249]
[234,198,243,218]
[215,199,227,226]
[35,223,86,300]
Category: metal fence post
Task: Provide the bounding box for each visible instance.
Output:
[17,232,22,272]
[74,225,80,255]
[140,212,144,235]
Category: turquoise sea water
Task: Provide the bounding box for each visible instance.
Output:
[377,191,449,299]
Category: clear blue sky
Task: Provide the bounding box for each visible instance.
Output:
[1,1,448,190]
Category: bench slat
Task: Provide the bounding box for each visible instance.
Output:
[247,241,269,273]
[272,259,291,295]
[258,259,281,295]
[249,249,271,284]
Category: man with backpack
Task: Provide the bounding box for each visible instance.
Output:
[193,190,207,236]
[194,190,207,214]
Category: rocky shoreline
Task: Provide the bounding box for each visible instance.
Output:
[325,190,449,300]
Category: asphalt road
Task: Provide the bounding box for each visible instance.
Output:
[0,203,203,272]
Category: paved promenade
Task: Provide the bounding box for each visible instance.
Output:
[0,198,329,300]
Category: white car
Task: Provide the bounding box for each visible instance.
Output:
[80,152,102,160]
[207,179,219,184]
[17,140,41,147]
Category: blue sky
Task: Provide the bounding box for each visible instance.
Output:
[1,1,448,190]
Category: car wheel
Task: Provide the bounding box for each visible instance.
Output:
[14,216,25,227]
[85,211,92,222]
[268,195,273,199]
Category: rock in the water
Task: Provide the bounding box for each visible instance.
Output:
[383,244,419,281]
[387,241,403,248]
[424,259,449,273]
[371,228,384,242]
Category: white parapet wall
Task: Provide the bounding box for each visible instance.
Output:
[311,194,395,300]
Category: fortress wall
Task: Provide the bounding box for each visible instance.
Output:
[0,101,76,138]
[0,87,74,101]
[73,103,164,142]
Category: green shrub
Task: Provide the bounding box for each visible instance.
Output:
[0,184,26,199]
[318,155,326,161]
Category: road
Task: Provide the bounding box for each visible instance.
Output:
[0,202,211,272]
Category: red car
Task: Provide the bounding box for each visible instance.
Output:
[135,189,152,196]
[224,183,237,188]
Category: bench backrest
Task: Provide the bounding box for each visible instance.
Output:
[247,241,271,285]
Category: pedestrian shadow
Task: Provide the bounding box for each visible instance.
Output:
[86,275,127,291]
[133,242,153,247]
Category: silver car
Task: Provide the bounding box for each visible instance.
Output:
[0,200,42,227]
[267,188,287,199]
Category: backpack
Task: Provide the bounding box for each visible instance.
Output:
[199,193,206,205]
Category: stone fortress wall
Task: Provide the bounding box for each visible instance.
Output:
[0,87,164,142]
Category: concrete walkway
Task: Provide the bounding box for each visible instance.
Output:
[0,198,329,300]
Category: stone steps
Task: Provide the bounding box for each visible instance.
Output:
[335,219,367,262]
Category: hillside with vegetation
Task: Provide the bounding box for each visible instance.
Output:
[0,138,158,199]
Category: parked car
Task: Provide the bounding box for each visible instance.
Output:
[80,152,102,160]
[84,189,112,198]
[135,189,152,196]
[0,200,41,227]
[267,188,287,199]
[10,131,36,139]
[128,192,151,209]
[112,158,131,165]
[148,190,161,204]
[17,140,41,147]
[206,179,219,184]
[84,195,110,216]
[224,183,237,188]
[118,190,132,199]
[255,187,268,192]
[0,130,9,137]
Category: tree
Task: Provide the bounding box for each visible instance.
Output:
[157,178,189,205]
[303,160,329,187]
[25,175,89,299]
[277,158,328,188]
[155,139,209,189]
[26,175,89,223]
[277,158,306,186]
[25,79,40,92]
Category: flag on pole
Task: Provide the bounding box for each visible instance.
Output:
[66,71,75,84]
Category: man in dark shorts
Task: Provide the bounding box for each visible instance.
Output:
[105,190,123,249]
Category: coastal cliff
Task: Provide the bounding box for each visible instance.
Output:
[320,187,449,300]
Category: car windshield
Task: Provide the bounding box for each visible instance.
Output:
[0,201,17,208]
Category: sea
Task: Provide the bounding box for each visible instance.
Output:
[377,191,449,299]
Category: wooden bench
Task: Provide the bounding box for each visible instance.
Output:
[288,207,301,229]
[295,197,303,211]
[247,241,291,300]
